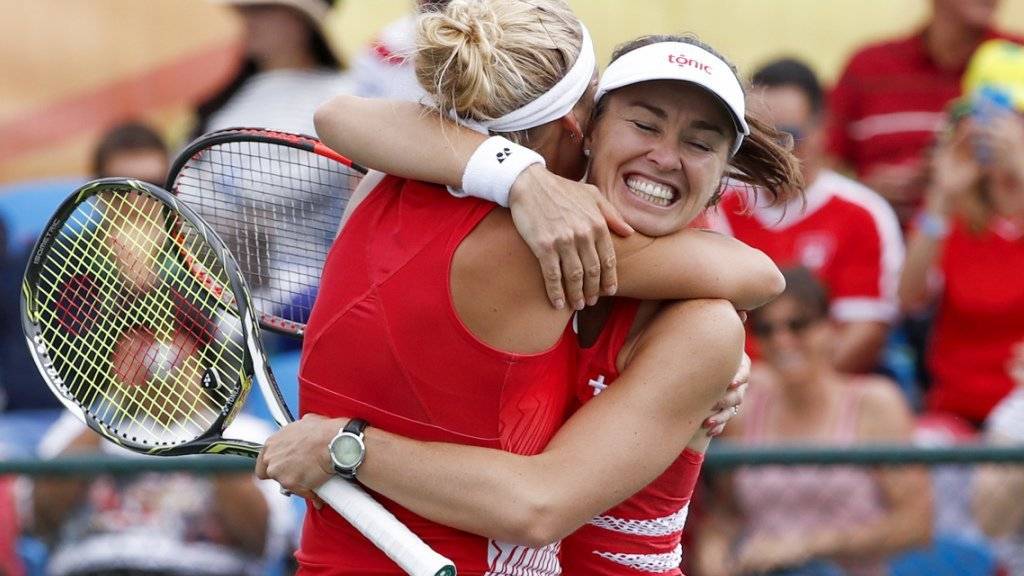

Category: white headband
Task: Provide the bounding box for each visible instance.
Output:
[455,23,595,134]
[596,41,750,156]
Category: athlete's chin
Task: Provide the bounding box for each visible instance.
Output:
[628,214,686,238]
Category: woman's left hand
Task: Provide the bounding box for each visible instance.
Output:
[704,353,751,437]
[255,413,345,508]
[734,532,814,574]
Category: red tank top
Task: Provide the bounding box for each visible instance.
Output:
[561,299,704,576]
[298,176,576,575]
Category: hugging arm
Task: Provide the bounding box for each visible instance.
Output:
[612,229,784,311]
[315,95,631,310]
[257,299,743,546]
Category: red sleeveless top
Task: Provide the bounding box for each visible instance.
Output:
[297,176,576,575]
[561,298,704,576]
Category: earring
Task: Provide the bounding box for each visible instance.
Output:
[583,148,591,157]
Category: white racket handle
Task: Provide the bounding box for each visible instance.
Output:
[315,477,457,576]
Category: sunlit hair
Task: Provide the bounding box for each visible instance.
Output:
[415,0,583,144]
[600,34,803,207]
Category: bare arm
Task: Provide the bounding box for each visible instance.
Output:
[898,226,946,312]
[315,95,632,310]
[30,430,98,541]
[832,320,889,373]
[210,475,270,555]
[900,122,978,312]
[314,97,478,188]
[258,299,743,546]
[973,432,1024,537]
[612,229,784,311]
[974,379,1024,537]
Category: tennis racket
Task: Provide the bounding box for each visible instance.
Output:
[167,127,367,337]
[21,178,456,576]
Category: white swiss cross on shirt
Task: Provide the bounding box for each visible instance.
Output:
[588,374,607,396]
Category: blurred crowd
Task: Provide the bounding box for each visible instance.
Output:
[1,0,1023,575]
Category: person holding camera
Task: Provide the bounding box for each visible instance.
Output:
[898,97,1024,427]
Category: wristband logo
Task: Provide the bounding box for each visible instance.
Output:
[496,147,512,164]
[667,54,713,75]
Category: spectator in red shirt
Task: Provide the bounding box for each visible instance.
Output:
[714,58,904,373]
[899,100,1024,426]
[827,0,1024,226]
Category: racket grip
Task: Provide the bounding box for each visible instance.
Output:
[315,477,457,576]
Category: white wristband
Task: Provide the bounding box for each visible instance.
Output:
[449,136,545,207]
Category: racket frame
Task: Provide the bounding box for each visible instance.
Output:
[21,178,286,457]
[166,128,366,338]
[27,177,458,576]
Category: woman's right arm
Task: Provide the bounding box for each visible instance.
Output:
[899,122,978,312]
[314,96,481,188]
[315,95,630,309]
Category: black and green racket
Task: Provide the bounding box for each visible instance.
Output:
[21,178,456,576]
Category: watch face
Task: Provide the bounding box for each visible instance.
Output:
[331,433,364,469]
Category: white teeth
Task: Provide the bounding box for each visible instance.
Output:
[625,176,677,207]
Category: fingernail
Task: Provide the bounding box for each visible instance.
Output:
[607,284,617,295]
[587,296,598,306]
[554,298,565,310]
[574,300,585,311]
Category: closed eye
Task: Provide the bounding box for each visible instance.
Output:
[632,121,657,133]
[688,141,713,152]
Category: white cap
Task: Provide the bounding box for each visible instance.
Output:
[596,41,750,155]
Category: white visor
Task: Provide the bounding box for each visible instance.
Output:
[595,41,750,156]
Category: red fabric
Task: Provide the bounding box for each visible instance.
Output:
[718,178,896,312]
[298,176,576,575]
[716,173,903,362]
[0,477,24,576]
[827,28,1024,179]
[561,298,704,576]
[927,218,1024,424]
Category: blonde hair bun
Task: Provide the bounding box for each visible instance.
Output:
[416,0,582,127]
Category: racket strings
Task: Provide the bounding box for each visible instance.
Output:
[39,198,213,437]
[34,187,247,447]
[173,140,356,326]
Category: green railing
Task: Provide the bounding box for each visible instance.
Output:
[3,444,1024,476]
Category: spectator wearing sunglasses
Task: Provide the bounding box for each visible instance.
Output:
[692,267,931,576]
[711,58,904,374]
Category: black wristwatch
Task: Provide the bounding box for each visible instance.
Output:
[328,419,368,480]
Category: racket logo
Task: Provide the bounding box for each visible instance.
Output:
[201,368,221,390]
[31,334,62,384]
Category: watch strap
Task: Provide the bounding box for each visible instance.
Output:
[344,418,368,437]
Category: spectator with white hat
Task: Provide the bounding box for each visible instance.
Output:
[194,0,354,137]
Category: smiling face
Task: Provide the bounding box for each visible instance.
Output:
[585,80,733,236]
[753,294,832,385]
